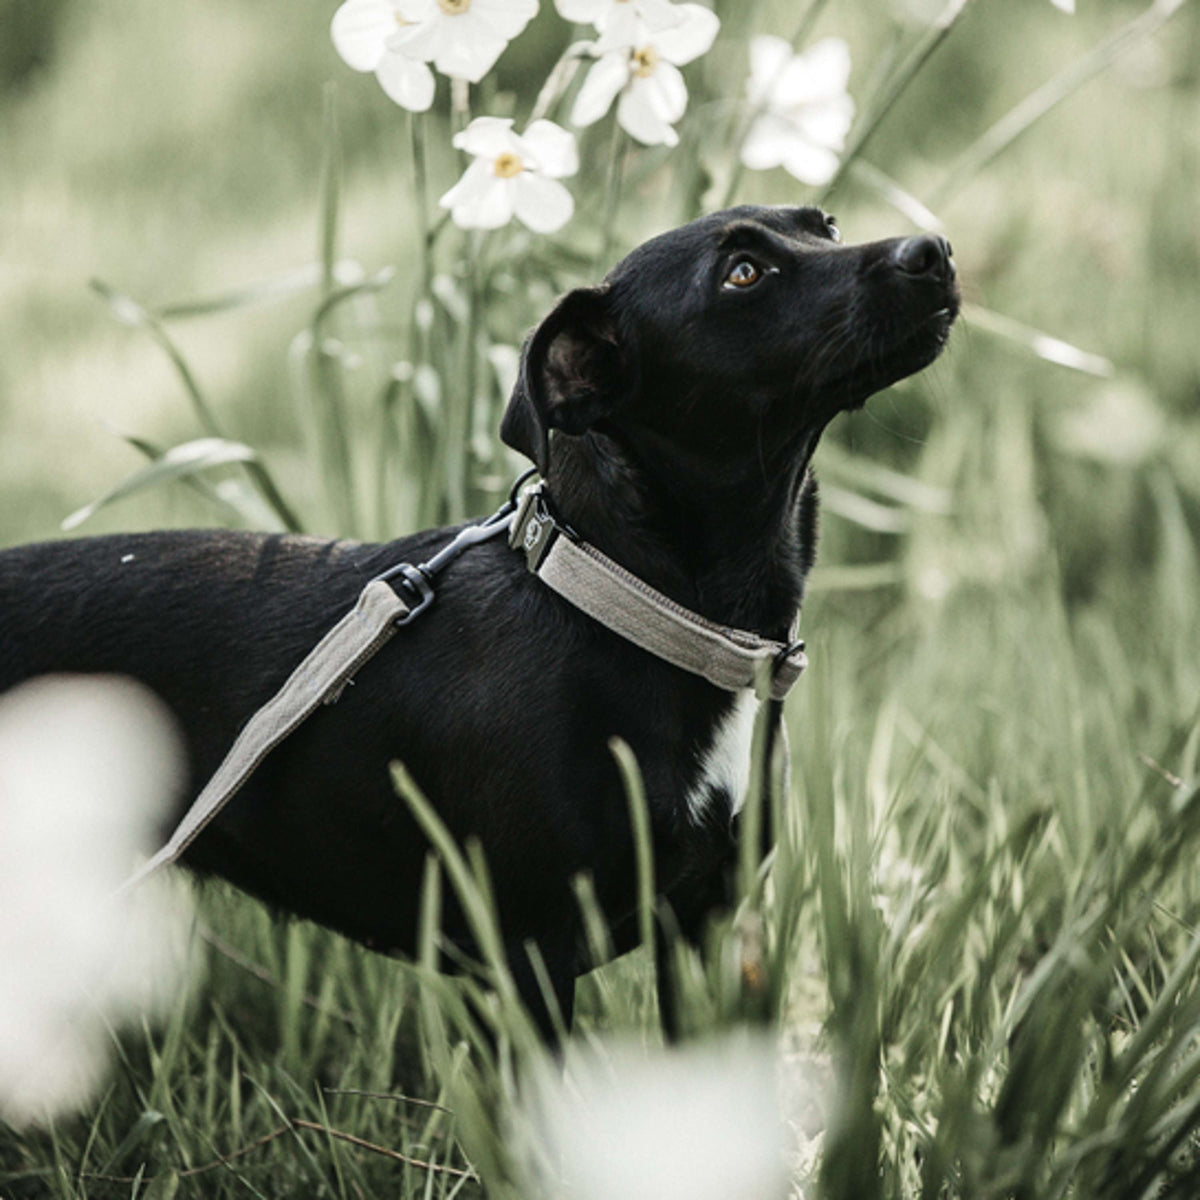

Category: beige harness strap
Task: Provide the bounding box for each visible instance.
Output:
[120,579,410,892]
[511,486,807,701]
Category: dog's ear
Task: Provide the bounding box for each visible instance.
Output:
[500,287,628,474]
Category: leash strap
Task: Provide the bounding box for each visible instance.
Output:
[120,506,519,893]
[510,485,807,701]
[120,580,410,892]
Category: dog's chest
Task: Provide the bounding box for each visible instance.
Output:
[685,690,759,823]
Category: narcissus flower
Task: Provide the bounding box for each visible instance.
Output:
[556,0,683,42]
[331,0,539,107]
[740,35,855,187]
[331,0,436,111]
[570,5,719,147]
[388,0,540,84]
[440,118,579,232]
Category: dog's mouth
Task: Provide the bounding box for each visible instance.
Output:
[816,299,958,409]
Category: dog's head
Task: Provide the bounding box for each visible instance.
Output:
[501,204,959,477]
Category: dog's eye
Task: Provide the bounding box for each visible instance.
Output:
[825,215,841,243]
[724,259,762,289]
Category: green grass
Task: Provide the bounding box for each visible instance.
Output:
[3,0,1200,1195]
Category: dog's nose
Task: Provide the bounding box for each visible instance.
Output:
[894,235,955,282]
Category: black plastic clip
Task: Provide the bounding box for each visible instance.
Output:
[374,561,436,625]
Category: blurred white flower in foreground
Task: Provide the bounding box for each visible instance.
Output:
[570,5,720,147]
[331,0,436,111]
[1050,0,1075,11]
[0,676,191,1128]
[741,36,855,187]
[528,1037,792,1200]
[331,0,539,105]
[440,117,579,231]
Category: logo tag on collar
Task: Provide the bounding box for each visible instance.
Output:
[509,484,560,572]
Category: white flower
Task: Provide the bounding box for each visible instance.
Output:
[556,0,683,42]
[1050,0,1075,10]
[526,1037,793,1200]
[740,36,855,187]
[439,117,579,232]
[390,0,540,84]
[331,0,539,106]
[0,678,190,1128]
[331,0,436,111]
[570,5,719,147]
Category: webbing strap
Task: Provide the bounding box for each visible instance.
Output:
[510,486,807,701]
[538,535,807,700]
[119,579,409,893]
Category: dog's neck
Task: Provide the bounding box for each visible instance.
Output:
[545,429,819,640]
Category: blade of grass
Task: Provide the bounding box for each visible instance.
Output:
[61,437,258,532]
[930,0,1195,208]
[156,263,326,321]
[91,279,303,531]
[821,0,978,200]
[90,279,223,437]
[609,738,655,956]
[963,302,1116,377]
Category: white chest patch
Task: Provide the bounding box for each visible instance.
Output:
[685,690,760,824]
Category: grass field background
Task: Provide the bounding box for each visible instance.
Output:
[2,0,1200,1195]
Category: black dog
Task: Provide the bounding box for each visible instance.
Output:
[0,206,957,1040]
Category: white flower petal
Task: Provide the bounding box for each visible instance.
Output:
[556,0,611,22]
[395,0,437,18]
[440,156,495,207]
[746,34,792,105]
[1051,0,1075,10]
[440,160,516,229]
[431,21,510,83]
[617,74,682,146]
[650,4,719,66]
[571,53,630,126]
[636,0,687,31]
[453,115,518,157]
[740,112,793,171]
[331,0,401,71]
[639,59,687,122]
[470,0,540,40]
[793,94,854,148]
[781,137,841,186]
[387,19,440,59]
[375,52,436,109]
[520,120,579,178]
[773,38,852,110]
[512,173,575,232]
[594,10,647,54]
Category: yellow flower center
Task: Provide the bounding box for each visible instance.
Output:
[393,11,410,25]
[493,152,524,179]
[632,45,659,77]
[437,0,471,13]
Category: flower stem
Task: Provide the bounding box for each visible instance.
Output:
[450,76,470,136]
[598,121,627,272]
[529,40,592,125]
[408,111,431,293]
[929,0,1194,208]
[819,0,978,202]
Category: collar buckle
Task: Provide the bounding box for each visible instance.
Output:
[509,483,562,573]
